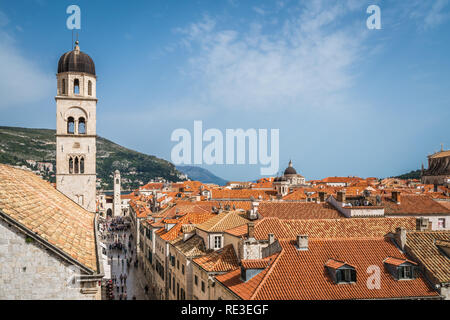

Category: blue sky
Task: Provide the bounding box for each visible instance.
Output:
[0,0,449,181]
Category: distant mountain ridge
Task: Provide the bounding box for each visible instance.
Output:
[176,165,228,186]
[391,169,422,180]
[0,126,184,190]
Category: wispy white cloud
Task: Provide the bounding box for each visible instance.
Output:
[406,0,450,30]
[0,11,53,110]
[175,0,369,111]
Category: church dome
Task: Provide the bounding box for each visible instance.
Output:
[284,160,297,175]
[57,41,96,76]
[284,167,297,175]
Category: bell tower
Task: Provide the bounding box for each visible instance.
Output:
[113,170,121,216]
[55,40,97,212]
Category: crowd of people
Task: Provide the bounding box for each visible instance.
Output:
[101,216,139,300]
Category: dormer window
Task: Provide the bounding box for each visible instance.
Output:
[383,257,418,280]
[337,268,356,283]
[325,259,357,284]
[240,259,271,282]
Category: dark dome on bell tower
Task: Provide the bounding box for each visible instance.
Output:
[57,41,96,76]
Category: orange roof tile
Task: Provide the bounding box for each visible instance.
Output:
[0,164,98,272]
[383,194,450,215]
[196,210,250,233]
[383,257,417,266]
[258,202,343,219]
[253,217,417,241]
[193,244,239,272]
[217,238,438,300]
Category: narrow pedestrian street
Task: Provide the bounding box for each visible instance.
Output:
[101,217,150,300]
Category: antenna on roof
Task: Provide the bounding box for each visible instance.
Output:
[72,30,74,50]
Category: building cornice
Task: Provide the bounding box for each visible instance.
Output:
[55,96,98,102]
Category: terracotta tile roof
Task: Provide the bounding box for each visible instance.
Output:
[129,200,151,218]
[0,164,98,272]
[159,211,215,241]
[322,177,363,184]
[211,189,276,200]
[258,202,343,219]
[241,259,271,269]
[383,257,417,266]
[161,201,213,217]
[140,182,164,190]
[193,244,239,272]
[213,201,253,211]
[217,238,438,300]
[406,231,450,284]
[215,253,279,300]
[224,224,248,237]
[253,217,417,241]
[172,235,207,258]
[196,210,250,233]
[383,194,450,215]
[436,201,450,210]
[324,259,356,269]
[121,193,137,200]
[282,189,308,201]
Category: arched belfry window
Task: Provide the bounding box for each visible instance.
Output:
[67,117,75,134]
[69,157,74,174]
[78,117,86,134]
[62,79,66,95]
[80,157,85,174]
[74,79,80,94]
[74,157,79,174]
[88,80,92,96]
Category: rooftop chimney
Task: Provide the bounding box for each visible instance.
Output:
[395,227,407,250]
[337,191,346,203]
[296,235,308,250]
[268,233,275,245]
[392,191,401,204]
[248,222,255,239]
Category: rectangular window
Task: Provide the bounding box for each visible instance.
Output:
[335,268,356,283]
[201,281,205,293]
[438,218,446,229]
[182,264,185,275]
[168,273,171,289]
[195,275,198,286]
[214,236,222,249]
[177,260,180,269]
[399,266,414,279]
[343,269,352,282]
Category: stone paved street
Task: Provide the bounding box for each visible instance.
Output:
[104,219,150,300]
